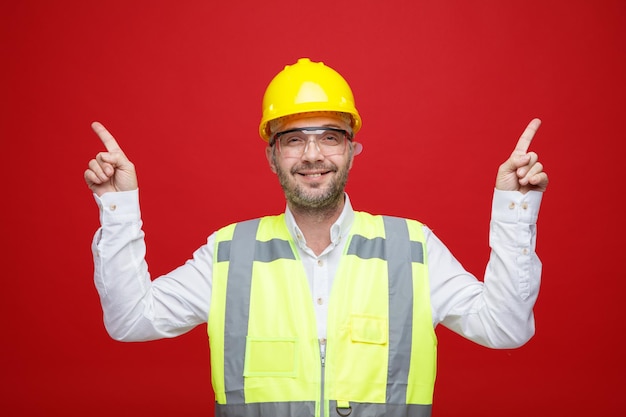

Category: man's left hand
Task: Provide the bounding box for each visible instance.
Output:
[495,118,549,194]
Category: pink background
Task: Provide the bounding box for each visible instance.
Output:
[2,0,625,415]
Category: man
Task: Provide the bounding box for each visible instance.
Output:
[85,58,548,417]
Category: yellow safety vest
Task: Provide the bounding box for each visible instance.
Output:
[209,212,436,417]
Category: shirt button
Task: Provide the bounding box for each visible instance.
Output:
[508,202,516,210]
[317,297,324,305]
[522,248,529,255]
[317,259,324,267]
[109,204,117,211]
[522,202,528,210]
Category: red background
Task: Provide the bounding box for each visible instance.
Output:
[2,0,625,415]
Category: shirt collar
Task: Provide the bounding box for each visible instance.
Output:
[284,194,355,251]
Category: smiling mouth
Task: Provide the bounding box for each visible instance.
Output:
[297,171,331,178]
[292,163,336,178]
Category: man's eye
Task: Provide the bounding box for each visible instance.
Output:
[321,134,341,144]
[284,137,305,146]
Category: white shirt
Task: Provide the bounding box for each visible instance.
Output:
[92,190,542,349]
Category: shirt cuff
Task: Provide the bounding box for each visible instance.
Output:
[93,189,141,225]
[492,189,543,224]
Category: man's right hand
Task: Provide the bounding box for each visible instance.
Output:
[84,122,138,197]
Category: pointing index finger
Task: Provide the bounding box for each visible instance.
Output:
[91,121,122,152]
[513,118,542,154]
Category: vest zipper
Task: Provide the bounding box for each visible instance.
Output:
[320,339,326,417]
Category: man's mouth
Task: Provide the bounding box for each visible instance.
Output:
[293,164,335,177]
[298,171,329,178]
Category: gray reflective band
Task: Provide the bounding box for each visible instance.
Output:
[347,234,423,264]
[223,219,260,404]
[217,241,232,263]
[410,241,424,264]
[215,401,316,417]
[216,401,431,417]
[383,216,414,404]
[254,238,296,262]
[221,220,298,404]
[329,401,432,417]
[346,216,424,404]
[218,239,296,263]
[346,236,385,259]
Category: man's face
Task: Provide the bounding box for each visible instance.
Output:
[266,113,356,212]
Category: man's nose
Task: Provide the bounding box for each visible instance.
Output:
[301,137,324,161]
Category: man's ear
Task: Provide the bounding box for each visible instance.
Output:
[266,146,277,173]
[348,141,362,170]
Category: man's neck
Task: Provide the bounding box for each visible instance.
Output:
[289,199,345,256]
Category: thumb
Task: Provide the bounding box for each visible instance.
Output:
[502,152,530,174]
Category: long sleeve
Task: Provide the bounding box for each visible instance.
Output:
[92,189,213,342]
[428,189,543,348]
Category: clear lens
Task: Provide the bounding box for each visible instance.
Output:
[274,127,349,157]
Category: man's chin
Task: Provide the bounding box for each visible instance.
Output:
[287,189,341,210]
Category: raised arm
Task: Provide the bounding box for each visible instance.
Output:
[431,119,549,348]
[85,122,210,341]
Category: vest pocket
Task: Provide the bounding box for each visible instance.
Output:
[244,337,298,377]
[350,314,388,345]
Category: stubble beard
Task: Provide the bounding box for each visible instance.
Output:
[275,161,349,216]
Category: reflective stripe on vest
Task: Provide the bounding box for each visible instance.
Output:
[209,213,435,417]
[346,217,423,403]
[214,401,432,417]
[216,219,298,404]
